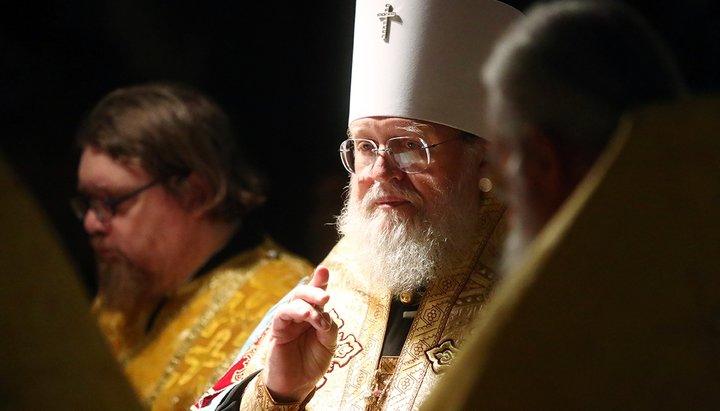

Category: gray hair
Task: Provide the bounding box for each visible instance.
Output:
[482,0,687,157]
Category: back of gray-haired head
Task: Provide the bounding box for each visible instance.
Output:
[482,0,687,152]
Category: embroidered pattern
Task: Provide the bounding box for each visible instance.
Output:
[317,309,364,390]
[425,339,459,374]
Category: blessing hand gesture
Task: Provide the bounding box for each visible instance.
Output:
[262,265,338,403]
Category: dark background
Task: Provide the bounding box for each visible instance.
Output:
[3,0,718,295]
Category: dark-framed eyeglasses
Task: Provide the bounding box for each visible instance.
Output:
[338,136,459,174]
[70,179,159,223]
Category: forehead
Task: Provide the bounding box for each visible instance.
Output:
[349,117,458,142]
[77,146,148,192]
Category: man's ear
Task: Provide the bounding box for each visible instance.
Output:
[179,172,214,217]
[474,137,490,171]
[472,139,495,194]
[522,127,564,201]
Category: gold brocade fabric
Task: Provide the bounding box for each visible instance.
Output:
[237,197,506,411]
[365,356,399,410]
[420,96,720,411]
[94,238,313,411]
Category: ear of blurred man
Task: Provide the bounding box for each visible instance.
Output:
[181,172,216,217]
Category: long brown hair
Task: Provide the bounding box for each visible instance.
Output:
[76,82,266,221]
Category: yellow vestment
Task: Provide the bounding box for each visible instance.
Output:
[95,238,313,411]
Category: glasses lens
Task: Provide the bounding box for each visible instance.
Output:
[388,137,429,173]
[70,196,89,221]
[91,201,112,222]
[339,140,354,173]
[340,139,377,174]
[70,196,112,222]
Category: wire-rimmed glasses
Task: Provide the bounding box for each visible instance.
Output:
[339,136,458,174]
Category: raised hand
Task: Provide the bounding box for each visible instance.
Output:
[262,265,338,403]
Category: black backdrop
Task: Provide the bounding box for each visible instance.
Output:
[3,0,718,295]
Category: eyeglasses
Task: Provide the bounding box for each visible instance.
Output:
[339,136,459,174]
[70,179,159,223]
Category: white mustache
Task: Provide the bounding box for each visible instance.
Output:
[361,182,423,210]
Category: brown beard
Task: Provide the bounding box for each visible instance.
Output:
[94,255,151,313]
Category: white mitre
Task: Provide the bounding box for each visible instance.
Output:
[348,0,522,136]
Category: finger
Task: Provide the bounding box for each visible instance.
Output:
[316,311,339,351]
[271,301,334,345]
[291,285,330,308]
[308,265,330,290]
[273,299,316,329]
[308,307,334,333]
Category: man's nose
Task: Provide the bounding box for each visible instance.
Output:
[368,151,404,182]
[83,208,108,235]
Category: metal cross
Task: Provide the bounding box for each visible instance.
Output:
[377,4,397,42]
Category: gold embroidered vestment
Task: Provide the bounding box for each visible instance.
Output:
[95,238,313,411]
[234,200,506,411]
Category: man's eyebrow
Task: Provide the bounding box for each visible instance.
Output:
[76,183,111,197]
[397,123,427,136]
[75,183,93,194]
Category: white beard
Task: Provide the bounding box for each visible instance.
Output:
[336,177,480,296]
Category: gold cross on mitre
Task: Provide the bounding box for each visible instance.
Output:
[377,3,397,41]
